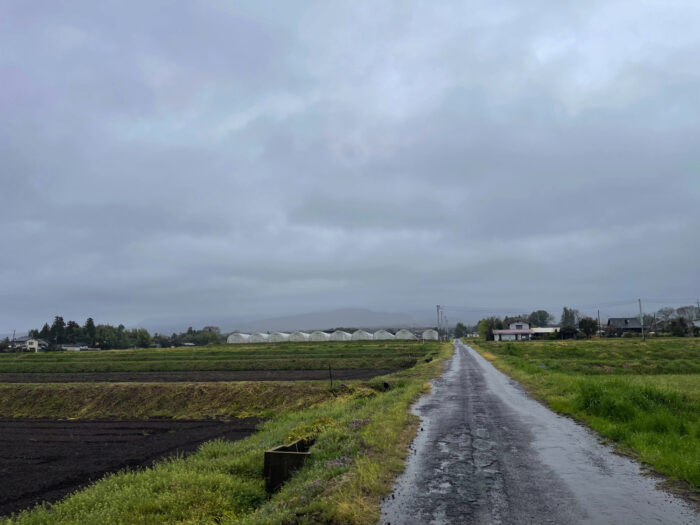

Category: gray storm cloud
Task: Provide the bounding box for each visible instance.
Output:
[1,1,699,330]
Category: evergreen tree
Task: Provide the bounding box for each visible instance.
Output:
[65,320,82,343]
[84,318,96,347]
[50,316,66,344]
[454,322,468,338]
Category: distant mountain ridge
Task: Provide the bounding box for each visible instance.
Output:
[228,308,417,333]
[138,308,418,335]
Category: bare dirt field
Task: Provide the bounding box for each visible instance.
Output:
[0,417,261,517]
[0,369,396,383]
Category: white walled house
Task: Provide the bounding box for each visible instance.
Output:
[289,331,310,342]
[373,330,395,340]
[395,329,417,340]
[269,332,290,343]
[422,329,439,341]
[26,338,49,352]
[309,331,331,342]
[330,330,352,341]
[492,322,534,341]
[351,330,373,341]
[227,333,251,344]
[249,333,270,343]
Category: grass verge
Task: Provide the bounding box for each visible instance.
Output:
[470,338,700,492]
[3,343,452,524]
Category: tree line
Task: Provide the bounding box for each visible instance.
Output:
[472,305,699,341]
[1,317,226,351]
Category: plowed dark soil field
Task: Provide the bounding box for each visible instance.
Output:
[0,418,261,517]
[0,369,395,383]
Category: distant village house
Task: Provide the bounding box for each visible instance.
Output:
[607,317,642,333]
[493,322,534,341]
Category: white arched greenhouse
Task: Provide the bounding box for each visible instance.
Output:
[330,330,352,341]
[227,333,251,344]
[249,333,270,343]
[395,329,417,340]
[289,331,310,342]
[422,329,439,341]
[373,330,395,340]
[351,330,373,341]
[309,331,331,342]
[269,332,290,343]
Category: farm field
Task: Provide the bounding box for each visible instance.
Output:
[0,418,261,517]
[0,369,394,383]
[1,340,449,523]
[0,341,431,374]
[469,337,700,492]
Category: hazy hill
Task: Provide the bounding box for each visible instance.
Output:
[228,308,417,333]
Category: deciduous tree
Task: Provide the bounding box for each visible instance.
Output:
[578,317,598,338]
[528,310,554,327]
[478,317,503,341]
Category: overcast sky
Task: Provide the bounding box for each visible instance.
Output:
[2,1,699,331]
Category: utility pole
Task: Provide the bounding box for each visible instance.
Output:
[597,310,601,337]
[639,298,646,342]
[436,305,441,339]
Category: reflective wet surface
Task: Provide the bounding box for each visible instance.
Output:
[380,341,698,525]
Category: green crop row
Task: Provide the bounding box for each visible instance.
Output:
[0,341,440,374]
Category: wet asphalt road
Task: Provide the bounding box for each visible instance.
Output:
[380,340,698,525]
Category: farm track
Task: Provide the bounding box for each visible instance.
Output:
[381,341,698,524]
[0,369,395,383]
[0,418,261,518]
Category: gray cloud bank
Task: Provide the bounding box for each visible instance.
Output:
[2,1,699,331]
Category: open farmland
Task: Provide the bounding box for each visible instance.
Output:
[0,341,432,376]
[1,340,445,521]
[2,342,452,523]
[469,337,700,492]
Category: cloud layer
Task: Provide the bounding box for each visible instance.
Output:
[2,1,699,330]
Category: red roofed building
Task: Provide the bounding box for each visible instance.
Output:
[493,322,534,341]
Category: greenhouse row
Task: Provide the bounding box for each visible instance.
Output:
[226,329,439,344]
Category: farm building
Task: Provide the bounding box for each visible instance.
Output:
[493,321,534,341]
[351,330,373,341]
[249,333,270,343]
[422,329,439,341]
[62,343,88,351]
[373,330,395,340]
[309,331,331,341]
[227,333,251,344]
[531,327,558,339]
[607,318,642,333]
[395,329,416,340]
[269,332,290,343]
[330,330,352,341]
[289,331,310,342]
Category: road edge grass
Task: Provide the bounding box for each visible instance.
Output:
[3,342,453,524]
[467,339,700,500]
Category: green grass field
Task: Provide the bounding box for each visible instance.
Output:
[3,343,453,524]
[470,338,700,491]
[0,341,436,374]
